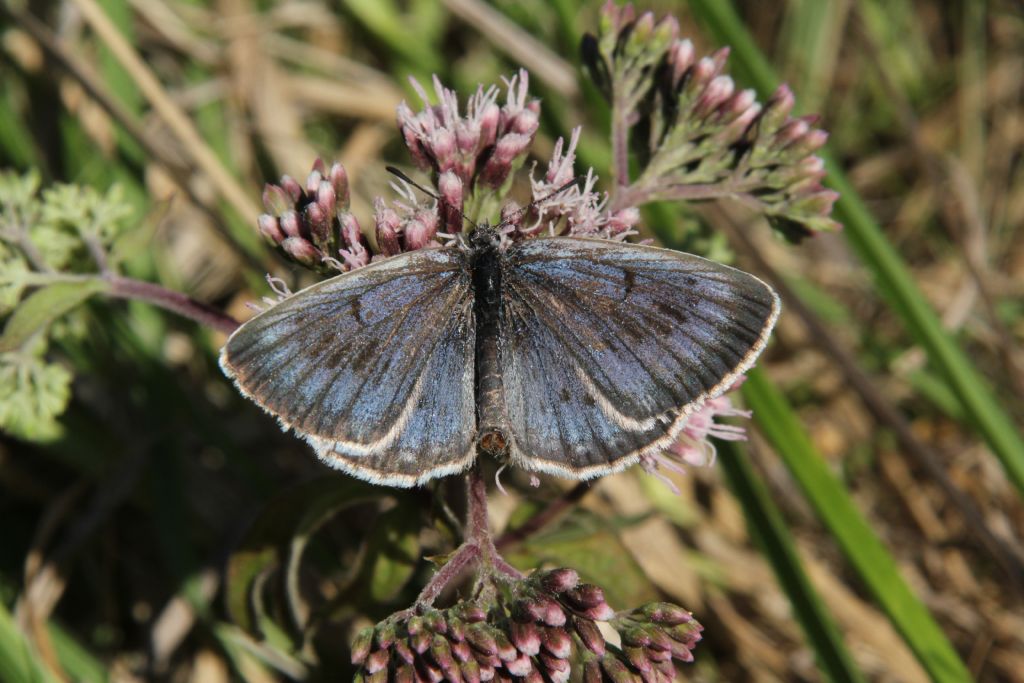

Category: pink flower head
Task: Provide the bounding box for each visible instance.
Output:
[640,376,752,493]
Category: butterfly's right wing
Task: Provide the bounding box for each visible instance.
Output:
[220,248,477,487]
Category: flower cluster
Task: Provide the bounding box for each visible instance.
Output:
[582,1,840,239]
[397,70,539,196]
[257,159,369,273]
[350,568,701,682]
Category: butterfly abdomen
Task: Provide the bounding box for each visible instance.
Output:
[471,241,510,456]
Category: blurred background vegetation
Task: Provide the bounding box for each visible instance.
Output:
[1,0,1023,681]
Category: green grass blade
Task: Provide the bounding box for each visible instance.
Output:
[0,601,61,683]
[686,0,1024,495]
[742,368,971,682]
[717,440,867,683]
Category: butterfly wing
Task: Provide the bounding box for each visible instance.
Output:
[499,236,779,478]
[220,248,477,487]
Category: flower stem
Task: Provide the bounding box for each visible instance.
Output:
[412,465,524,609]
[106,276,240,335]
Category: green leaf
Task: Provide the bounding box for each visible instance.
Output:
[0,599,61,683]
[505,509,656,609]
[742,368,971,682]
[0,279,109,353]
[225,477,387,634]
[0,350,72,441]
[718,440,867,683]
[360,503,422,603]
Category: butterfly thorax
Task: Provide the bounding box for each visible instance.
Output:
[470,229,510,458]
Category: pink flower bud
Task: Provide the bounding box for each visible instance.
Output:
[262,184,293,215]
[257,214,285,243]
[305,168,322,196]
[510,621,540,656]
[279,210,303,238]
[541,627,572,659]
[478,103,500,148]
[695,75,735,118]
[505,652,533,677]
[438,171,464,233]
[403,210,438,250]
[374,200,403,256]
[363,649,389,674]
[279,174,302,202]
[350,628,374,665]
[540,568,579,593]
[329,162,349,208]
[429,128,457,172]
[304,202,331,248]
[281,237,320,266]
[572,616,606,655]
[668,39,695,86]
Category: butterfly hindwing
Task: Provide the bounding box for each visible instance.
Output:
[499,236,780,478]
[220,247,477,486]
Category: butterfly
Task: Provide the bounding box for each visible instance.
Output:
[220,225,780,487]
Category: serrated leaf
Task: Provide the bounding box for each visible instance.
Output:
[0,279,109,352]
[0,351,71,441]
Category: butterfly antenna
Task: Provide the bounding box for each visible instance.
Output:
[384,166,481,233]
[385,165,441,201]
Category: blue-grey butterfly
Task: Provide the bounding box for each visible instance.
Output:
[220,227,780,487]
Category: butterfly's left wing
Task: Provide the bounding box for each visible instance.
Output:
[220,248,477,487]
[499,236,779,479]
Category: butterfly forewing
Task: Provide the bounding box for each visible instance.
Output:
[220,248,477,486]
[499,237,779,478]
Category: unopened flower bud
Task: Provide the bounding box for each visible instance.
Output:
[279,174,302,202]
[281,237,320,266]
[461,658,481,683]
[363,648,389,675]
[600,654,635,683]
[375,621,397,649]
[509,620,540,656]
[453,603,487,624]
[505,652,534,677]
[478,103,500,148]
[351,627,374,665]
[404,210,438,250]
[262,184,292,215]
[541,626,572,659]
[493,631,518,662]
[304,202,332,249]
[393,638,415,664]
[305,169,323,196]
[374,200,402,256]
[329,162,349,208]
[538,597,567,627]
[695,75,735,118]
[429,635,457,674]
[760,84,796,134]
[257,214,285,243]
[410,628,431,654]
[394,664,415,683]
[539,653,571,683]
[572,617,606,655]
[466,623,498,656]
[540,568,579,594]
[279,210,303,238]
[639,603,693,626]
